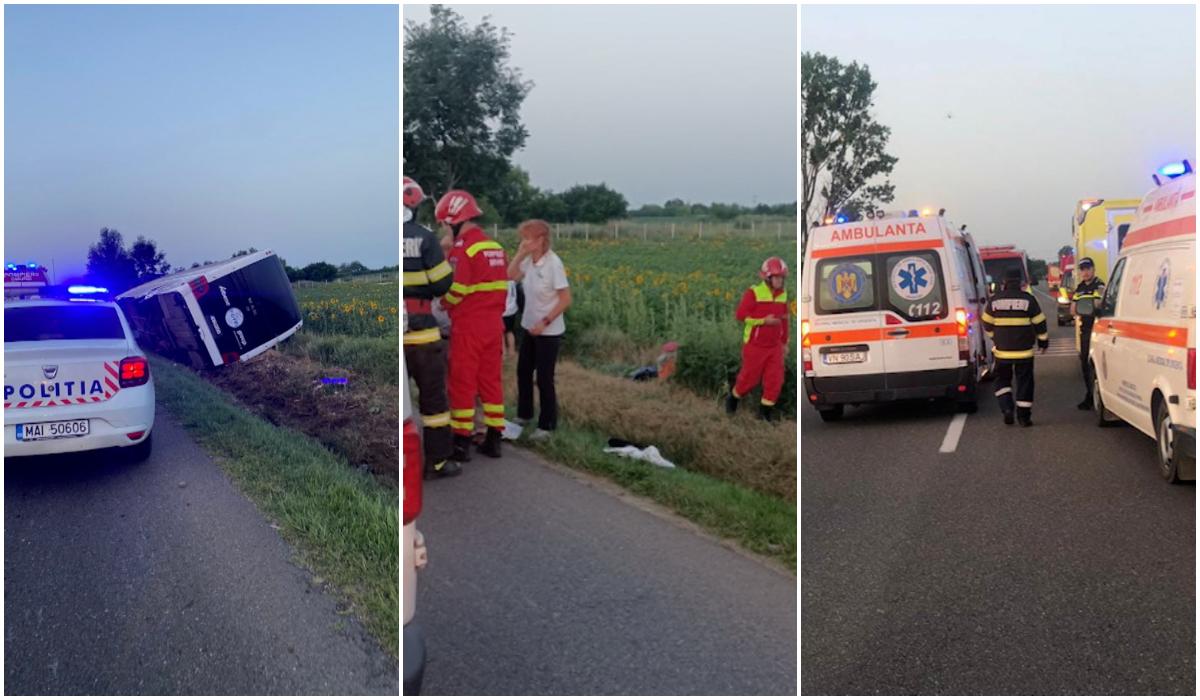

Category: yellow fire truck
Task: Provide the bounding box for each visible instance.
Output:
[1070,197,1139,350]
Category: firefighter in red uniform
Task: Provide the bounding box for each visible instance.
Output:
[727,257,790,421]
[435,190,509,460]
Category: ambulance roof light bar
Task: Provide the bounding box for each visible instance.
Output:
[1152,159,1192,186]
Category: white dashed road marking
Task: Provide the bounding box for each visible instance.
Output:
[939,412,968,453]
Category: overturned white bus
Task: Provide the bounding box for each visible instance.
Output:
[116,251,302,369]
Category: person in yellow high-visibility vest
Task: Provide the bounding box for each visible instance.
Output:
[727,257,789,421]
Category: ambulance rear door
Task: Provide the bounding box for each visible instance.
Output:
[878,227,960,384]
[807,225,886,395]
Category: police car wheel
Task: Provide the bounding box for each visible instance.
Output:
[125,434,153,463]
[817,405,843,422]
[1154,400,1182,484]
[1092,367,1119,427]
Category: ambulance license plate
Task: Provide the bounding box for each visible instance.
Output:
[824,351,866,365]
[16,420,90,442]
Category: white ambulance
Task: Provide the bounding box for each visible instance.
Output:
[1083,161,1195,482]
[802,210,994,421]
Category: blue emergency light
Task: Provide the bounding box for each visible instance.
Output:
[1153,159,1193,185]
[835,213,848,224]
[1159,161,1191,177]
[67,285,109,295]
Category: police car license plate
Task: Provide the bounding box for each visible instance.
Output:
[16,420,90,442]
[824,351,866,365]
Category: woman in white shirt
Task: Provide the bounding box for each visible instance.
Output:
[507,219,571,440]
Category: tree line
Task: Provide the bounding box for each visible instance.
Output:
[405,5,795,228]
[82,228,393,292]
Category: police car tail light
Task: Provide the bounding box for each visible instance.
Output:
[403,418,424,525]
[119,356,150,388]
[1188,348,1195,391]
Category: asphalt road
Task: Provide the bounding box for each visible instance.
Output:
[801,287,1195,695]
[5,410,398,695]
[414,445,797,695]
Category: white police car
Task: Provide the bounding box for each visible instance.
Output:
[4,297,155,460]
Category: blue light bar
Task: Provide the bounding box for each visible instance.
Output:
[26,262,38,269]
[1157,160,1192,178]
[67,285,109,295]
[835,214,848,224]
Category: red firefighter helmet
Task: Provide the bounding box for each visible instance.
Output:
[435,190,483,225]
[403,176,425,210]
[759,256,789,280]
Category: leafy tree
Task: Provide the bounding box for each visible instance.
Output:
[560,183,627,223]
[404,5,533,202]
[129,236,171,282]
[300,262,338,282]
[338,261,370,277]
[802,52,898,256]
[530,191,568,222]
[489,166,542,224]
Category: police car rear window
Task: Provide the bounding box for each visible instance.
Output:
[816,257,875,314]
[4,305,125,342]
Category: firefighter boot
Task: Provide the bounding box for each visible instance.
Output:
[758,404,777,422]
[424,459,462,480]
[725,393,739,416]
[1002,411,1014,425]
[478,428,503,458]
[451,434,473,463]
[1018,409,1034,427]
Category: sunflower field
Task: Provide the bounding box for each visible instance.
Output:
[497,233,799,414]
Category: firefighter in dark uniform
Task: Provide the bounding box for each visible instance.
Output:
[1070,257,1106,410]
[982,267,1049,426]
[404,176,460,479]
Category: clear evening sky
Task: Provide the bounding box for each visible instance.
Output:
[801,4,1196,260]
[5,4,398,281]
[403,4,798,208]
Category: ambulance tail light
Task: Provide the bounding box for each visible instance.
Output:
[403,416,424,525]
[1187,347,1195,391]
[955,307,970,360]
[119,356,150,388]
[801,319,811,348]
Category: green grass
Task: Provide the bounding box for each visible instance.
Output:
[150,356,399,656]
[283,331,399,387]
[513,415,796,571]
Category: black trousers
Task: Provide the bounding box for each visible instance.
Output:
[994,359,1035,416]
[405,339,453,466]
[1079,321,1093,398]
[517,333,561,431]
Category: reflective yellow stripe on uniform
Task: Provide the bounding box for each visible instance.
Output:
[427,260,452,282]
[1031,313,1046,325]
[450,420,473,430]
[404,270,430,286]
[1037,333,1049,341]
[483,416,505,428]
[751,282,788,303]
[991,317,1033,326]
[743,317,768,343]
[482,403,504,414]
[993,347,1035,360]
[981,312,995,324]
[422,411,451,428]
[403,327,441,345]
[449,282,470,296]
[467,240,504,258]
[451,408,475,418]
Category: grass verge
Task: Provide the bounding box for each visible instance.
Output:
[150,355,399,656]
[513,418,796,570]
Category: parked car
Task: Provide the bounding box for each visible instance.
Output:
[4,297,154,460]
